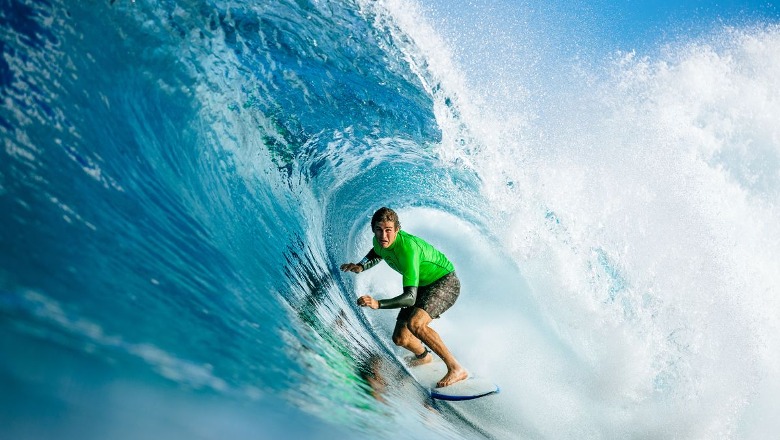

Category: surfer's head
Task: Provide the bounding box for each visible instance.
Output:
[371,207,400,248]
[371,207,400,230]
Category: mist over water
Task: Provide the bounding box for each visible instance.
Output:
[396,1,780,437]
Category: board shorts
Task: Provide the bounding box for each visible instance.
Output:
[397,271,460,321]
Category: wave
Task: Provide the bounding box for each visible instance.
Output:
[1,0,779,438]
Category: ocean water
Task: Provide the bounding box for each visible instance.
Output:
[1,0,779,439]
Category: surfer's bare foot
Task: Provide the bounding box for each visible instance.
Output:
[436,367,468,388]
[405,351,433,367]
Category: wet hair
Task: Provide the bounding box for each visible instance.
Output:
[371,207,400,230]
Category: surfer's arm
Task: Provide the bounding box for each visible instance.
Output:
[341,249,382,274]
[378,249,420,308]
[358,249,382,271]
[377,286,417,309]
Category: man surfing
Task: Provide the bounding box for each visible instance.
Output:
[340,207,468,388]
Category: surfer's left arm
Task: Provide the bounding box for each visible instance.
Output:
[376,251,419,308]
[356,286,417,310]
[376,286,417,309]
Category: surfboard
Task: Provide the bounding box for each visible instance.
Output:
[408,358,499,401]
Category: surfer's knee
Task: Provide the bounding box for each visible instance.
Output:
[392,327,413,347]
[406,314,429,336]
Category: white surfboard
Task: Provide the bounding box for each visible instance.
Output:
[408,358,499,401]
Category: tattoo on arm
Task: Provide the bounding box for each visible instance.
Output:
[359,248,382,271]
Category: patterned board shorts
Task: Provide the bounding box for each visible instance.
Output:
[397,271,461,321]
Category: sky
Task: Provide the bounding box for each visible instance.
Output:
[419,0,780,105]
[556,0,780,50]
[425,0,780,57]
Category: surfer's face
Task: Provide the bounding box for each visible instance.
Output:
[373,221,399,248]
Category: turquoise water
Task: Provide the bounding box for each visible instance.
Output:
[2,0,779,438]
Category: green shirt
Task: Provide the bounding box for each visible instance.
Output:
[372,230,454,287]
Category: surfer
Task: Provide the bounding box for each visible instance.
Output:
[340,207,468,388]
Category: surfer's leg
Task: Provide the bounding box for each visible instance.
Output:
[407,308,468,388]
[392,318,432,366]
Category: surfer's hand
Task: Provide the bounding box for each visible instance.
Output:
[357,295,379,309]
[340,263,364,273]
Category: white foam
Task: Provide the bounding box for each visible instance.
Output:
[373,1,780,436]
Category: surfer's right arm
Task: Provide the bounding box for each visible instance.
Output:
[340,249,382,273]
[358,249,382,271]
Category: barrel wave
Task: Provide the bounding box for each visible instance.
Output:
[2,0,779,439]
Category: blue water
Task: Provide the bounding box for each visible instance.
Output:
[2,0,779,438]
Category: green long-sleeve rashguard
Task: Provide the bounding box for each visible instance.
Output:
[359,230,454,309]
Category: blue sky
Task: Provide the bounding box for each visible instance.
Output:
[557,0,779,50]
[426,0,780,57]
[420,0,780,135]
